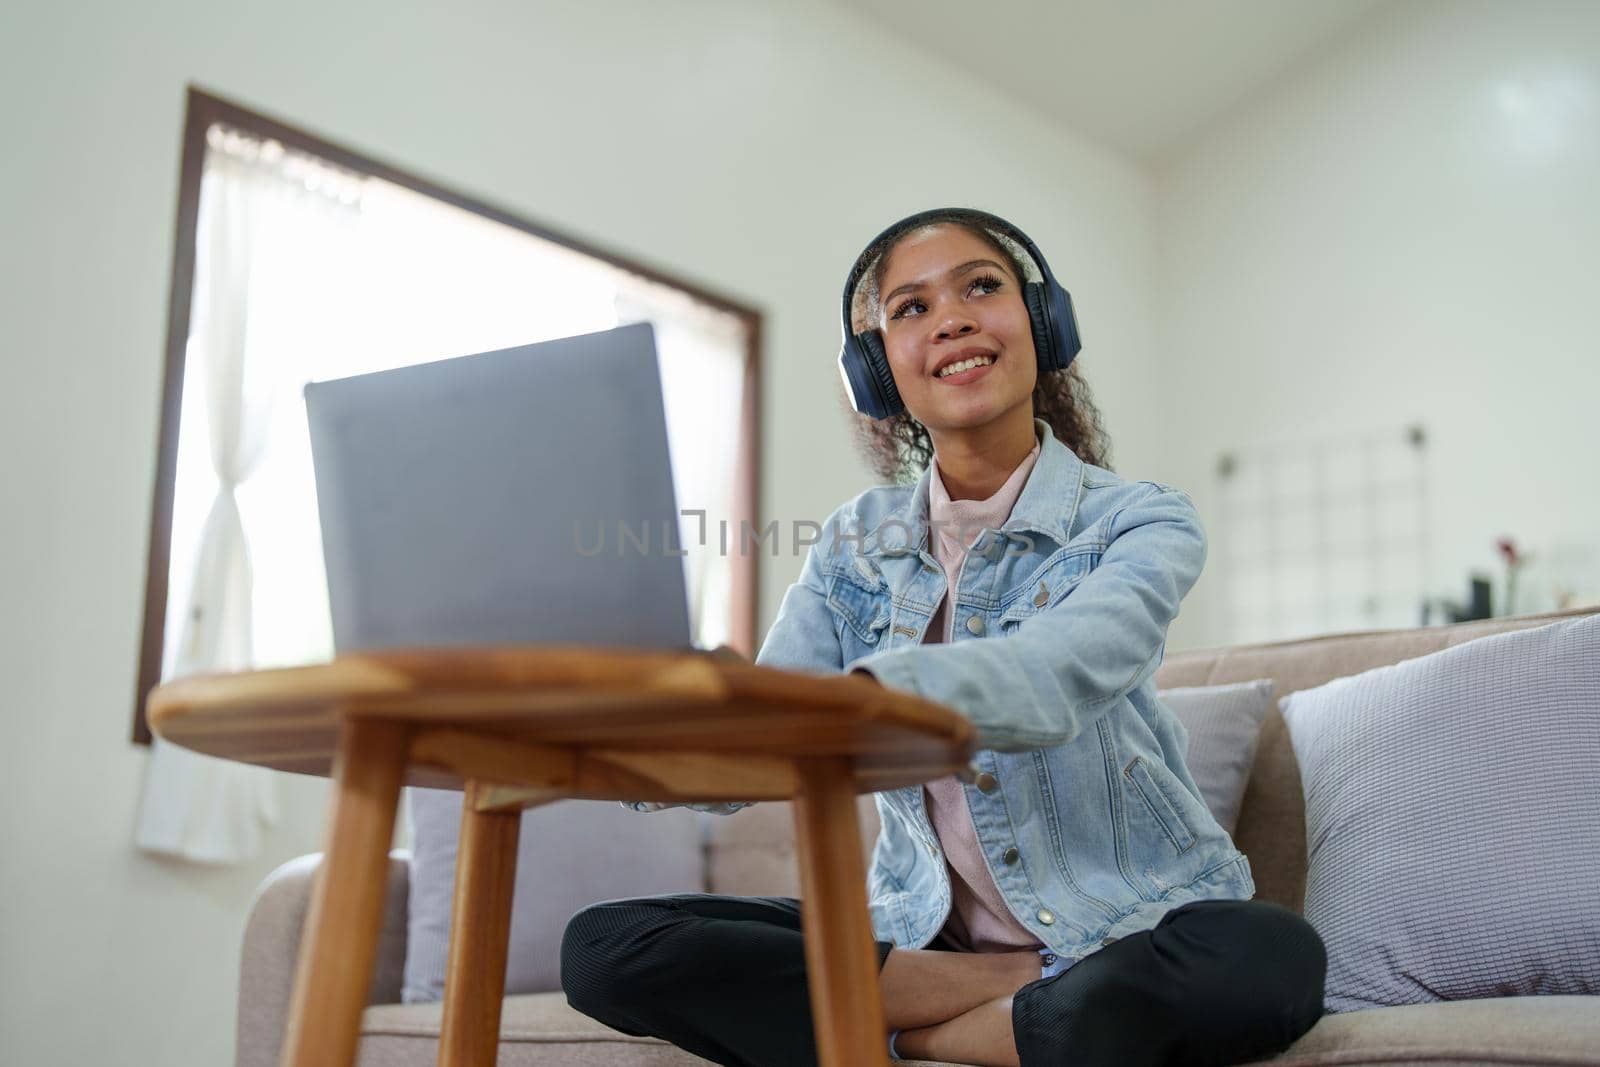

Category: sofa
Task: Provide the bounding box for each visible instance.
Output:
[236,605,1600,1066]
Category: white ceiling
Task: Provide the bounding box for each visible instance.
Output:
[847,0,1392,165]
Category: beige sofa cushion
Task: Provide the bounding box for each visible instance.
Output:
[356,990,1600,1066]
[1257,995,1600,1065]
[358,993,954,1066]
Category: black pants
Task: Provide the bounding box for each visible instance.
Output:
[561,893,1326,1067]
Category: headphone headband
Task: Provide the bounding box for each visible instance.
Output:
[836,207,1081,420]
[841,208,1057,328]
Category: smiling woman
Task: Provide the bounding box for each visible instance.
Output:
[560,207,1330,1067]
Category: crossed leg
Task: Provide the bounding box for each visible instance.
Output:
[561,894,1325,1067]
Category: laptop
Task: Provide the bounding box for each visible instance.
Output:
[303,322,696,655]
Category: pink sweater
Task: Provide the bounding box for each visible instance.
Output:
[922,439,1044,953]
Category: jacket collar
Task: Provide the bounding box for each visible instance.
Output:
[863,417,1085,557]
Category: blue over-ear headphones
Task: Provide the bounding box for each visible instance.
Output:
[837,208,1082,420]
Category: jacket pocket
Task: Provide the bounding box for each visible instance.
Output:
[996,549,1095,630]
[825,571,890,647]
[1123,756,1196,854]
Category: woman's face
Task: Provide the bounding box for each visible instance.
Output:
[874,224,1038,435]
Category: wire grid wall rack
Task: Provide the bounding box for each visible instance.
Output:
[1213,424,1430,646]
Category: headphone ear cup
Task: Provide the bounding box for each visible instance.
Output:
[859,330,904,418]
[1023,282,1058,374]
[839,330,905,419]
[1047,286,1081,373]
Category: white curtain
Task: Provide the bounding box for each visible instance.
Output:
[616,291,749,650]
[135,135,360,864]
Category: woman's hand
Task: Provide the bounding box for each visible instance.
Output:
[625,645,755,815]
[623,800,755,815]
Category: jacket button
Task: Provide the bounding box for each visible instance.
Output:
[975,772,998,793]
[966,616,985,636]
[1003,847,1019,865]
[1033,582,1049,608]
[1037,910,1055,925]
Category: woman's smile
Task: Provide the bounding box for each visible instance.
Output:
[933,350,999,385]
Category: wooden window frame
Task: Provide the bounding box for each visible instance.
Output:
[133,85,762,743]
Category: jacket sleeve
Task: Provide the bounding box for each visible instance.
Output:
[752,514,845,675]
[845,484,1206,752]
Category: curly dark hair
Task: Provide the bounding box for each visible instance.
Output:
[840,209,1114,484]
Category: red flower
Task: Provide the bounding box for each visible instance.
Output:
[1496,538,1520,566]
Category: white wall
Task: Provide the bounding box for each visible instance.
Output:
[0,1,1159,1063]
[1155,0,1600,649]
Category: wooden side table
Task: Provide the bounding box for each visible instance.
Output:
[148,646,974,1067]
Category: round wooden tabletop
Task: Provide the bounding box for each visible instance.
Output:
[147,645,976,798]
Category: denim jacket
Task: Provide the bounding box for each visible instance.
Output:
[630,422,1254,966]
[640,417,1255,964]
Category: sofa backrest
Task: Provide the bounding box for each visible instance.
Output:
[706,606,1600,915]
[1151,605,1598,912]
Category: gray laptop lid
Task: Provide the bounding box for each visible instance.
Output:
[304,322,693,654]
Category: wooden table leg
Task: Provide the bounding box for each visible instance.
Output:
[282,717,410,1067]
[438,781,523,1067]
[791,757,889,1067]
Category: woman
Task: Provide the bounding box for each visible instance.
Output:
[561,208,1326,1067]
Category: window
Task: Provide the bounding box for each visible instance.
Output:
[133,88,760,742]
